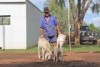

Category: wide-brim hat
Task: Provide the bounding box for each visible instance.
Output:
[43,7,50,13]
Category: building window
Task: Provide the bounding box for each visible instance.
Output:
[0,15,10,25]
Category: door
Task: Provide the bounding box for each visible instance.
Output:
[0,15,10,49]
[0,17,3,49]
[0,27,3,49]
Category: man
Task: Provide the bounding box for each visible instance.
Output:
[40,7,61,47]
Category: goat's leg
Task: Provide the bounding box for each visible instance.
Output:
[59,43,63,61]
[38,46,41,59]
[45,53,48,60]
[53,47,56,61]
[42,48,45,60]
[53,46,58,61]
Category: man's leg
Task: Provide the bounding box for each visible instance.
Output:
[50,36,57,46]
[50,36,57,51]
[45,36,50,42]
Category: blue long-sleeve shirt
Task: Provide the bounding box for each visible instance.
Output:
[40,15,58,36]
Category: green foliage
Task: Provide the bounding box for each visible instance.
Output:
[88,23,98,32]
[55,0,65,9]
[91,0,100,14]
[89,23,96,31]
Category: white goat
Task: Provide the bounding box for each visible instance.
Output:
[38,37,52,60]
[53,34,66,61]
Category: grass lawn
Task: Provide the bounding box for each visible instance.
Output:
[0,45,100,53]
[63,44,100,52]
[0,46,38,53]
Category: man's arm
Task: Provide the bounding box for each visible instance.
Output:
[56,23,61,35]
[53,16,61,35]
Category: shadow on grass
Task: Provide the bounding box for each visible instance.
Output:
[0,60,100,67]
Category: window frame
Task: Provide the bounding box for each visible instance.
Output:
[0,15,11,25]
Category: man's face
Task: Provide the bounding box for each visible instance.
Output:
[44,12,49,17]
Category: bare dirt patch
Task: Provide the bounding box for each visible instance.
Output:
[0,52,100,67]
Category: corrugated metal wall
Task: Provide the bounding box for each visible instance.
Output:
[26,0,43,48]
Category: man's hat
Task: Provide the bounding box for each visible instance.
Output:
[43,7,50,12]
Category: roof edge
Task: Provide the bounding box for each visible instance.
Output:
[26,0,42,13]
[0,0,26,2]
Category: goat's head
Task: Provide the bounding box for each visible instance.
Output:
[58,34,66,42]
[45,52,52,60]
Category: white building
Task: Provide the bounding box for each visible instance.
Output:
[0,0,42,49]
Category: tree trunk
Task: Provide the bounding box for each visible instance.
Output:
[74,17,81,46]
[74,0,92,46]
[69,0,92,46]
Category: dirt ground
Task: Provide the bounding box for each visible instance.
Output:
[0,52,100,67]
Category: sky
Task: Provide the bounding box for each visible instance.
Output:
[30,0,100,27]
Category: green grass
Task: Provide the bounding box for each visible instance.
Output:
[63,44,100,52]
[0,45,100,53]
[0,46,38,53]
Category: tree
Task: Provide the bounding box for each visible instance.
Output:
[55,0,100,46]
